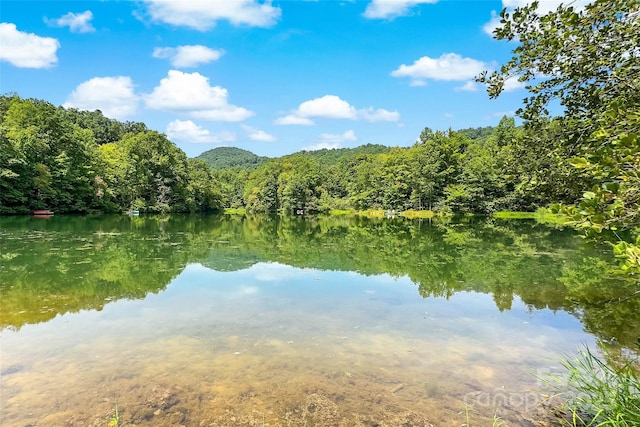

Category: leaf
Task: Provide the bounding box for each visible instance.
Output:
[569,157,590,169]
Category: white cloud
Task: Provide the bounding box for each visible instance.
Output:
[0,23,59,68]
[273,115,315,126]
[166,119,236,144]
[152,45,224,68]
[394,53,527,93]
[391,53,487,86]
[241,125,276,142]
[303,130,357,151]
[250,262,300,282]
[318,130,357,144]
[303,142,341,151]
[144,70,254,122]
[141,0,281,30]
[46,11,95,33]
[483,10,501,36]
[363,0,438,19]
[298,95,357,119]
[358,107,400,122]
[444,113,454,119]
[64,76,139,120]
[275,95,400,125]
[190,108,255,122]
[455,81,479,92]
[502,76,525,92]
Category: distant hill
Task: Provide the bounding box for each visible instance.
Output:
[196,144,392,170]
[196,147,269,170]
[293,144,392,165]
[456,125,496,141]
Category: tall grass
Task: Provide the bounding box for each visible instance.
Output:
[107,401,120,427]
[547,346,640,426]
[492,208,568,225]
[400,209,436,219]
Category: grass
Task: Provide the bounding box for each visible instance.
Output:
[107,401,120,427]
[355,209,386,218]
[544,346,640,426]
[492,211,539,219]
[459,405,506,427]
[400,209,436,219]
[328,209,355,216]
[224,208,246,215]
[493,208,569,225]
[356,209,442,219]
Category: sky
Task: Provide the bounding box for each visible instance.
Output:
[0,0,583,158]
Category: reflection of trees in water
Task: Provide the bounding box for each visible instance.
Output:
[1,214,638,352]
[0,215,213,330]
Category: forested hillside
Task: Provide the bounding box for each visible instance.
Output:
[211,116,588,215]
[196,147,268,170]
[295,144,391,166]
[0,94,580,216]
[198,144,391,172]
[0,95,222,214]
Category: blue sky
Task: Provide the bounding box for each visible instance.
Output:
[0,0,577,158]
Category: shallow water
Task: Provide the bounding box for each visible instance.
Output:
[1,214,638,426]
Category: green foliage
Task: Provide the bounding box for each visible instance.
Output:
[297,143,391,165]
[456,125,496,142]
[61,108,147,146]
[224,207,247,215]
[231,122,569,215]
[244,160,281,213]
[479,0,640,273]
[1,94,557,219]
[546,346,640,426]
[0,95,103,213]
[400,209,435,219]
[0,95,222,214]
[196,146,268,170]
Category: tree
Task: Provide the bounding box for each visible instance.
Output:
[244,160,281,213]
[0,95,223,214]
[414,129,468,212]
[185,159,222,212]
[0,95,105,213]
[479,0,640,272]
[118,131,191,213]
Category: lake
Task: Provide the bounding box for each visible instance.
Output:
[1,214,638,426]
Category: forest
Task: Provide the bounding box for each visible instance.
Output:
[0,93,564,216]
[0,92,581,216]
[0,95,222,215]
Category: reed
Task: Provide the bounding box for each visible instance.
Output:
[546,346,640,426]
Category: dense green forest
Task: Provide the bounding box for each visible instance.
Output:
[1,92,556,215]
[196,146,268,170]
[0,95,222,214]
[237,120,576,214]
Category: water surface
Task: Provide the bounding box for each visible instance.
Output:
[1,214,638,426]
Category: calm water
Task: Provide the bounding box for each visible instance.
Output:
[1,214,638,426]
